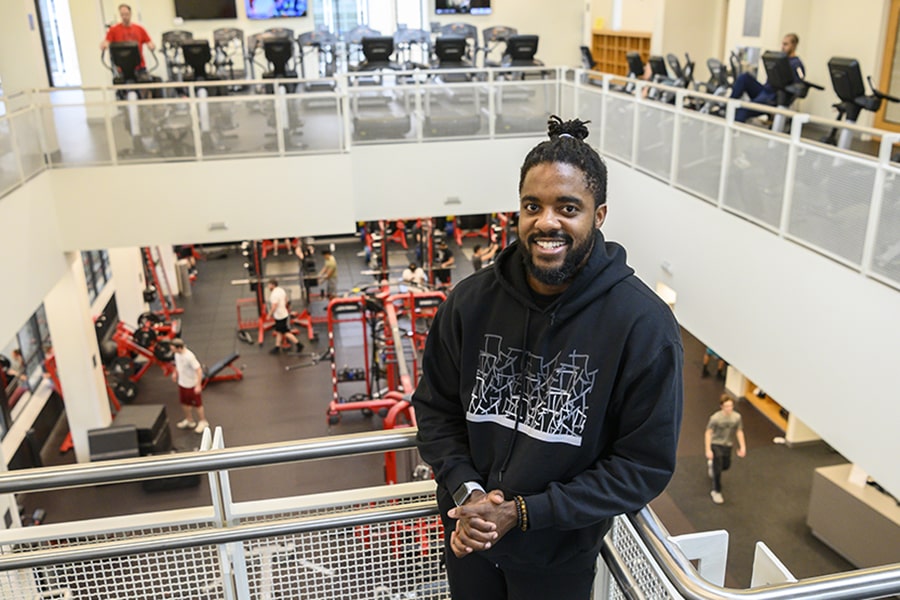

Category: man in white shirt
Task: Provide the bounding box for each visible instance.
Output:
[402,262,427,287]
[267,279,304,354]
[171,338,209,433]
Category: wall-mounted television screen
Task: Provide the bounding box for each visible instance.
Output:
[174,0,237,20]
[245,0,308,19]
[436,0,491,16]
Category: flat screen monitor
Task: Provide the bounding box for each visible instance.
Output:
[264,38,294,71]
[435,36,467,63]
[436,0,491,16]
[246,0,308,19]
[174,0,237,20]
[362,36,394,63]
[109,41,142,76]
[505,35,538,62]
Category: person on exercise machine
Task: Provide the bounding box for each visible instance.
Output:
[100,3,156,73]
[729,33,804,123]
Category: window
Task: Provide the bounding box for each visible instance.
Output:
[313,0,369,36]
[82,249,111,303]
[312,0,425,35]
[1,305,55,433]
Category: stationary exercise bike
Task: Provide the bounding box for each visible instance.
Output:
[822,57,900,150]
[760,50,824,133]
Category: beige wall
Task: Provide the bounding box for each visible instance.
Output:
[658,0,728,72]
[800,0,890,124]
[0,0,50,92]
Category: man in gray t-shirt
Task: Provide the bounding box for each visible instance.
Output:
[704,394,746,504]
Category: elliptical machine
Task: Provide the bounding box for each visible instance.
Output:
[104,41,163,155]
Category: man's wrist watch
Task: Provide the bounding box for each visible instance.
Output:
[452,481,485,506]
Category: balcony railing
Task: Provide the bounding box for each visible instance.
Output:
[0,428,897,600]
[1,67,899,292]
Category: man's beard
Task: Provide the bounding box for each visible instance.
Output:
[518,230,595,287]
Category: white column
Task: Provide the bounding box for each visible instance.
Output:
[108,246,147,327]
[786,414,821,445]
[154,245,180,301]
[43,252,112,463]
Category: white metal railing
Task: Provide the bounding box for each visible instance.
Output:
[0,428,898,600]
[2,66,899,292]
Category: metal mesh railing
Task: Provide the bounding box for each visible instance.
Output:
[722,128,789,229]
[788,148,877,266]
[675,114,725,203]
[871,165,900,283]
[2,545,222,600]
[603,93,635,163]
[636,103,675,180]
[239,516,446,600]
[606,516,677,600]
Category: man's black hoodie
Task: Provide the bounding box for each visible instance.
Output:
[413,230,683,572]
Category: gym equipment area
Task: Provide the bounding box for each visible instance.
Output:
[83,21,557,160]
[4,2,900,597]
[0,230,889,599]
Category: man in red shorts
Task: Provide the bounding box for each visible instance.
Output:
[171,338,209,434]
[100,3,156,71]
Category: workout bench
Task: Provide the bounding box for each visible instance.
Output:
[202,352,243,388]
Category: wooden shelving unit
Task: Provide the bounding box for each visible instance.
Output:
[741,378,788,431]
[590,29,651,76]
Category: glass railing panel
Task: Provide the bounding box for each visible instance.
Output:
[10,110,45,179]
[871,165,900,288]
[788,147,877,266]
[0,118,21,195]
[421,82,489,140]
[603,92,635,162]
[39,89,113,166]
[112,98,196,162]
[348,82,417,144]
[723,128,789,228]
[636,102,676,181]
[197,95,281,158]
[576,88,603,138]
[283,90,344,154]
[675,112,725,203]
[2,91,32,114]
[494,78,557,137]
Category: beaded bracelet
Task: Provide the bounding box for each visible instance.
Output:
[514,495,529,532]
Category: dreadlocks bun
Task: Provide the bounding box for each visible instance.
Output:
[547,115,590,141]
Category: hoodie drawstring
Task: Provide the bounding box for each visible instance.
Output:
[498,309,531,482]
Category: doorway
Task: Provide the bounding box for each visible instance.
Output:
[34,0,82,87]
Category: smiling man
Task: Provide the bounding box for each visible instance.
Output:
[413,116,684,599]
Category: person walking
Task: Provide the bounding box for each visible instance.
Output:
[412,116,683,599]
[267,279,304,354]
[705,394,747,504]
[171,338,209,434]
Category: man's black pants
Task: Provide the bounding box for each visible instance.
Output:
[444,543,595,600]
[711,443,733,492]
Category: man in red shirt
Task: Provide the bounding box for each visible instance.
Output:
[100,4,156,71]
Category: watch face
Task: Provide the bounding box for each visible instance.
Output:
[453,483,471,506]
